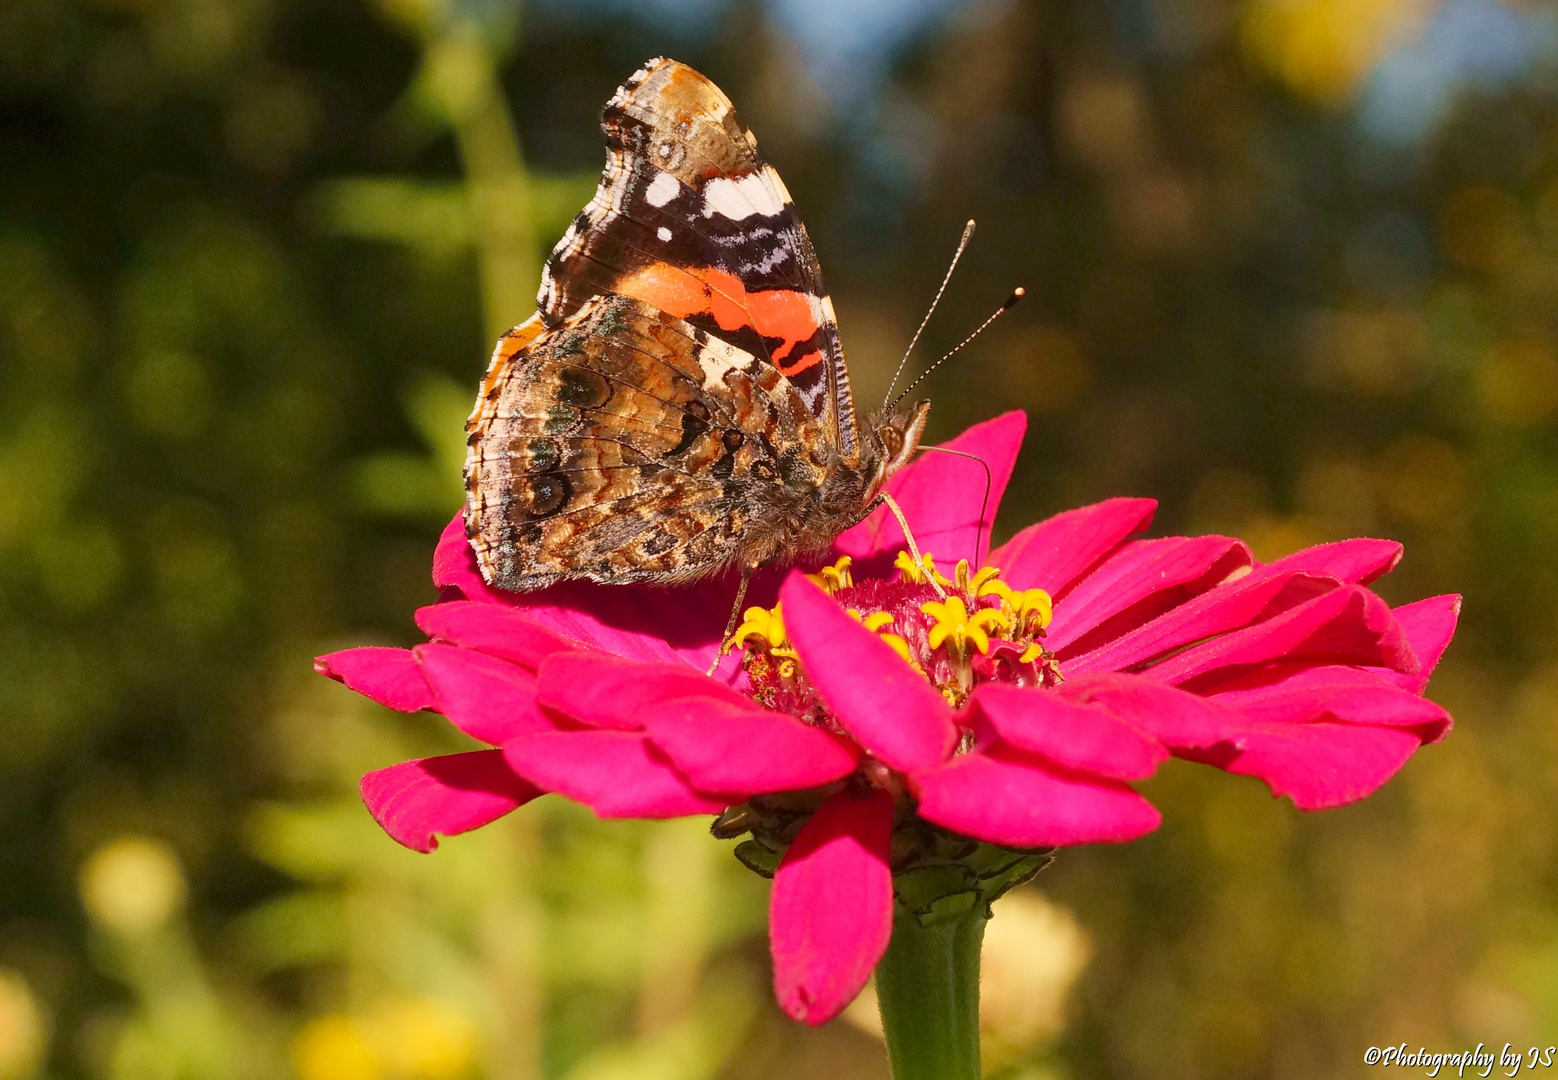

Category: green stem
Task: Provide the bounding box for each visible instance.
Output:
[874,909,987,1080]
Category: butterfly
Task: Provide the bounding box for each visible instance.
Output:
[464,57,931,599]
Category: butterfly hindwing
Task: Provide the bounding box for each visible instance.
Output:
[465,294,832,589]
[537,57,861,460]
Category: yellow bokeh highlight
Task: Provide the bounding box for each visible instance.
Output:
[371,999,479,1080]
[294,1016,381,1080]
[292,1000,478,1080]
[1241,0,1423,105]
[80,836,188,936]
[0,969,47,1080]
[842,890,1091,1070]
[1477,339,1558,426]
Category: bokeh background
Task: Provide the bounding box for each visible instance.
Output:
[2,0,1555,1076]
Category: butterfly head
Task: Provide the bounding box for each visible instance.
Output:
[863,398,931,496]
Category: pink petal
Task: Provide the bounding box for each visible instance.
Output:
[1046,535,1252,652]
[1144,585,1416,685]
[1264,538,1402,585]
[990,498,1157,597]
[642,698,861,795]
[430,514,755,686]
[360,750,542,853]
[536,651,748,730]
[505,576,755,683]
[432,513,505,602]
[415,643,562,745]
[781,574,957,772]
[1062,568,1338,674]
[501,730,726,818]
[1378,594,1461,693]
[912,748,1161,847]
[835,411,1027,568]
[416,601,579,670]
[1206,665,1452,742]
[1055,672,1248,749]
[315,647,435,713]
[770,789,894,1026]
[968,684,1166,780]
[1184,721,1426,810]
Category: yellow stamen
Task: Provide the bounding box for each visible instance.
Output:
[953,559,974,593]
[732,604,787,651]
[894,549,938,584]
[969,564,1002,592]
[1018,643,1044,664]
[879,632,921,670]
[977,577,1015,604]
[973,606,1012,638]
[1011,588,1054,632]
[923,596,992,656]
[862,611,895,632]
[806,555,854,593]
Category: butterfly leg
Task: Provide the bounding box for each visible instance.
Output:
[706,564,756,677]
[873,492,948,599]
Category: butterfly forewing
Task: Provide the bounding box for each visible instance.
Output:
[537,58,860,459]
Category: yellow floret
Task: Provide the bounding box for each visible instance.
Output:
[732,604,787,652]
[1011,588,1054,631]
[806,555,854,593]
[977,577,1015,604]
[862,611,895,632]
[895,549,939,584]
[879,632,920,670]
[922,596,1009,656]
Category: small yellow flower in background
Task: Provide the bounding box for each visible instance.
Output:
[79,837,187,936]
[0,968,47,1080]
[372,998,478,1080]
[293,999,477,1080]
[294,1016,380,1080]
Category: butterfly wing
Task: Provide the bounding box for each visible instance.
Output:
[537,57,862,462]
[465,294,833,591]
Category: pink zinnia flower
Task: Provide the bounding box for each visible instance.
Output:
[316,412,1458,1026]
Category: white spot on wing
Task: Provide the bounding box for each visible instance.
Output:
[703,173,786,221]
[644,172,680,208]
[657,226,672,242]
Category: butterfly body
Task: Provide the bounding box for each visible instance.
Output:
[464,58,930,593]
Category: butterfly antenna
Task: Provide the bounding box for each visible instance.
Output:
[890,287,1026,412]
[882,220,977,410]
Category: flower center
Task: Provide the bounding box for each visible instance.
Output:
[717,552,1060,915]
[732,552,1060,723]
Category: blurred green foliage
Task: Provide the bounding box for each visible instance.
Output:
[3,0,1557,1077]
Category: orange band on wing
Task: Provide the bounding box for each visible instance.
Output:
[616,264,824,376]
